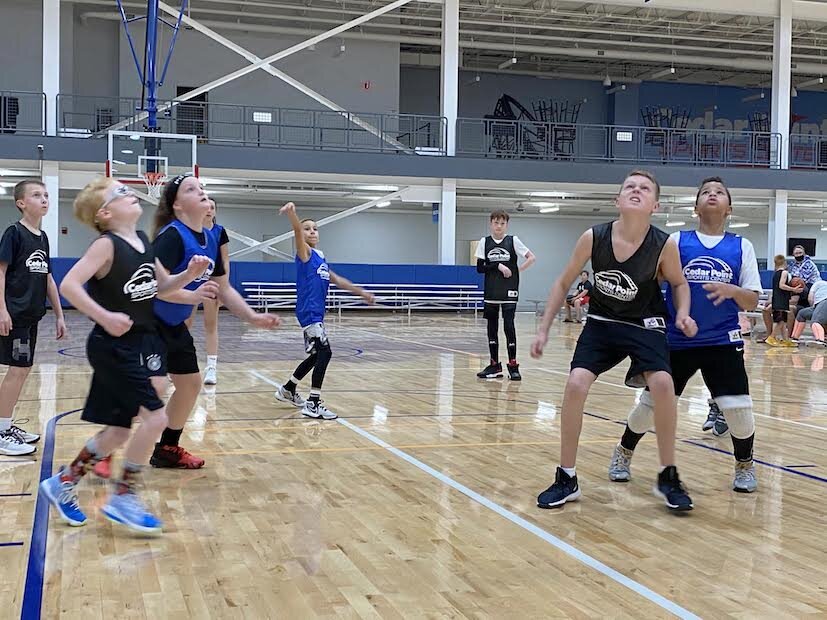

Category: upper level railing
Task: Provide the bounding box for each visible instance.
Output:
[0,91,47,136]
[457,118,784,169]
[56,94,446,155]
[7,90,827,170]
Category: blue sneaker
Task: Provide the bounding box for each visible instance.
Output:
[40,468,87,527]
[101,492,163,535]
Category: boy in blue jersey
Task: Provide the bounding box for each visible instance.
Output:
[608,177,763,493]
[273,202,375,420]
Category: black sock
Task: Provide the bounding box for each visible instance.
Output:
[732,434,754,462]
[284,379,297,393]
[488,340,499,365]
[620,425,645,451]
[160,427,183,447]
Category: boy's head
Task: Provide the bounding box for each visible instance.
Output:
[74,177,141,232]
[489,210,509,238]
[301,218,319,247]
[774,254,787,269]
[580,270,589,281]
[694,176,732,220]
[615,170,660,215]
[14,180,48,215]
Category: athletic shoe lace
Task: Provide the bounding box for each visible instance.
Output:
[0,428,25,444]
[58,480,81,510]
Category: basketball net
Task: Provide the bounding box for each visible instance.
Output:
[142,171,167,201]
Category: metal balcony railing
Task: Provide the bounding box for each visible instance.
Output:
[456,118,783,169]
[0,91,46,136]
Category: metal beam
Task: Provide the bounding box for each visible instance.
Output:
[230,190,405,259]
[157,3,409,152]
[108,0,417,152]
[225,229,292,260]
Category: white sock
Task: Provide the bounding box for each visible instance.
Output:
[206,355,217,369]
[562,466,576,477]
[0,418,11,432]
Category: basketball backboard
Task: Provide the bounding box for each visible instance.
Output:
[106,130,198,199]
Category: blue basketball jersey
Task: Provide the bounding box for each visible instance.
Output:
[295,248,330,327]
[666,231,743,349]
[154,220,219,326]
[207,223,225,245]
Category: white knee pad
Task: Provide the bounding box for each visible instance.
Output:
[627,391,655,434]
[720,406,755,439]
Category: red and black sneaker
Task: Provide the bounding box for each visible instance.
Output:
[507,363,522,381]
[476,361,503,379]
[92,455,113,479]
[150,444,205,469]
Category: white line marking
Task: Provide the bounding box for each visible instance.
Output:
[248,367,698,618]
[337,416,700,620]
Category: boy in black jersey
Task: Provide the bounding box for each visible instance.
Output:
[475,210,535,380]
[0,180,66,456]
[40,178,217,534]
[531,170,698,512]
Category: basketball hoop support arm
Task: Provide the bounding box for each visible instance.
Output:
[116,0,188,131]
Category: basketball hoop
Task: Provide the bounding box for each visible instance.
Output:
[142,171,167,201]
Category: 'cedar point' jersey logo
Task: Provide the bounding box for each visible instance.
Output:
[123,263,158,301]
[683,256,734,284]
[25,250,49,274]
[594,269,639,302]
[317,263,330,281]
[487,247,512,263]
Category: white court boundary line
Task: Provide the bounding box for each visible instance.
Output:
[248,368,698,619]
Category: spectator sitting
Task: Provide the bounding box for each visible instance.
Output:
[563,270,592,323]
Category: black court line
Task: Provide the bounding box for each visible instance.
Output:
[0,493,32,497]
[0,542,24,548]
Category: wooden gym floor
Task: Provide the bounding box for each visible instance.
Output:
[2,310,827,618]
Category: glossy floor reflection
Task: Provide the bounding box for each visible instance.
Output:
[3,311,827,618]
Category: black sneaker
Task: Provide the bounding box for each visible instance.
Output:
[537,467,581,508]
[506,363,521,381]
[711,411,729,437]
[654,466,693,511]
[477,362,503,379]
[702,400,720,432]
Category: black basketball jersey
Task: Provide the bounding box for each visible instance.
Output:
[588,221,669,327]
[483,235,520,303]
[0,222,51,325]
[87,231,158,330]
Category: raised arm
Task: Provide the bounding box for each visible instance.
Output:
[280,202,310,262]
[530,229,593,358]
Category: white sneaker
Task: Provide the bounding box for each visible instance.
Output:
[274,385,306,408]
[203,366,217,385]
[301,401,338,420]
[10,423,40,443]
[0,429,37,456]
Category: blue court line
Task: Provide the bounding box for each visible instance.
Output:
[21,408,81,620]
[0,542,24,547]
[0,493,32,497]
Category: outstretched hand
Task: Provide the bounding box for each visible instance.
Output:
[280,202,296,216]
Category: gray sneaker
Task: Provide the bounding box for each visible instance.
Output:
[712,411,730,437]
[733,461,758,493]
[702,400,720,431]
[274,385,306,408]
[608,444,633,482]
[301,401,338,420]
